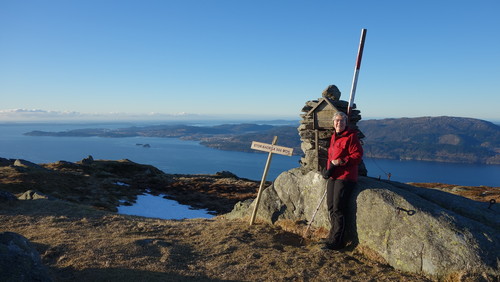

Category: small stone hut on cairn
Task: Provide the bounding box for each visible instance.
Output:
[298,85,367,175]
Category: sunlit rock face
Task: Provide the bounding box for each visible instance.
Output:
[227,168,500,280]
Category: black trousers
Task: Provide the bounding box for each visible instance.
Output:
[326,179,355,246]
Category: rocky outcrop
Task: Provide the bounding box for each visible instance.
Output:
[18,190,52,200]
[0,232,52,282]
[0,158,47,171]
[79,155,94,165]
[226,168,500,280]
[352,180,499,279]
[13,159,45,170]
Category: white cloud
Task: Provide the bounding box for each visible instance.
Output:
[0,108,212,122]
[0,108,298,122]
[0,109,83,120]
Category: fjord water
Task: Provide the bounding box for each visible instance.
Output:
[117,193,213,219]
[1,123,499,187]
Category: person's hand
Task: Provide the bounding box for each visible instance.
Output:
[331,159,344,166]
[321,168,330,179]
[321,166,335,179]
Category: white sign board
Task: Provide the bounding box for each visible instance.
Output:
[250,141,293,156]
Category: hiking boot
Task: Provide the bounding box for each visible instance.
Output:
[321,242,344,251]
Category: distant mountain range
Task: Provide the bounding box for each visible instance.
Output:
[358,116,499,164]
[25,116,500,164]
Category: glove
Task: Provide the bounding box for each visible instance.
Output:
[321,166,335,179]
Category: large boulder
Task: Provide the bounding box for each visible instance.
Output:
[18,190,52,200]
[79,155,94,165]
[0,232,52,282]
[13,159,45,170]
[228,169,331,227]
[226,168,500,280]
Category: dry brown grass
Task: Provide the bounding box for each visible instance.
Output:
[1,199,432,281]
[409,182,500,203]
[3,160,495,281]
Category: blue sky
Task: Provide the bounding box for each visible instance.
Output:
[1,0,499,122]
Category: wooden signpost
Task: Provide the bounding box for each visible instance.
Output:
[249,136,293,225]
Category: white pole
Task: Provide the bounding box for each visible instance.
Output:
[347,28,367,118]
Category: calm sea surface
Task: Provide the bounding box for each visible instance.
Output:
[1,123,499,187]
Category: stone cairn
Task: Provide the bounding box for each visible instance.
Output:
[298,85,366,175]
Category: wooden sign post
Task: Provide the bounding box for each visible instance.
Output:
[249,136,293,225]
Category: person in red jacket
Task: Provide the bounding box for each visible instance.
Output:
[322,111,363,250]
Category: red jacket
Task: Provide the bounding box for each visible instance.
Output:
[327,128,363,181]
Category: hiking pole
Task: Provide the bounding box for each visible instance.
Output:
[302,187,328,241]
[347,28,367,118]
